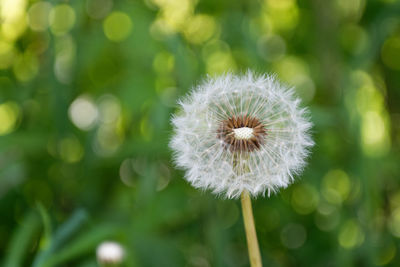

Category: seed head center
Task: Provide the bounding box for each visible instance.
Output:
[233,127,254,140]
[218,114,267,152]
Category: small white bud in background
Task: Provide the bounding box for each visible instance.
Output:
[96,241,124,266]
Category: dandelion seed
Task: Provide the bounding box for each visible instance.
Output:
[170,71,313,199]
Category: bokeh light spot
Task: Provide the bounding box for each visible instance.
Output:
[27,1,52,31]
[335,0,365,20]
[150,18,175,40]
[59,136,84,163]
[156,163,171,192]
[49,4,76,35]
[322,169,351,205]
[338,220,364,249]
[93,124,123,156]
[362,111,385,145]
[317,201,337,216]
[202,41,237,74]
[315,209,340,231]
[389,192,400,210]
[274,56,308,82]
[257,34,286,62]
[1,16,27,42]
[340,24,368,55]
[352,71,391,157]
[140,117,153,141]
[98,94,121,124]
[119,158,136,187]
[381,36,400,70]
[86,0,113,20]
[281,223,307,249]
[150,0,193,33]
[291,183,319,215]
[13,52,39,81]
[274,56,315,102]
[361,110,390,157]
[103,12,133,42]
[263,0,299,32]
[183,14,217,44]
[68,95,99,130]
[206,51,237,74]
[355,84,382,114]
[153,52,175,74]
[0,0,26,20]
[54,34,76,84]
[374,241,396,266]
[0,101,20,135]
[0,0,27,41]
[159,86,178,107]
[0,41,16,69]
[388,207,400,237]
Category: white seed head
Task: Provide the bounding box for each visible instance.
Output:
[170,71,314,199]
[96,241,124,265]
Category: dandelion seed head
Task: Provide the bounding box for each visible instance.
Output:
[170,71,314,199]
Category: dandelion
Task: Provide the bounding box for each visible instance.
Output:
[170,71,313,198]
[170,71,313,266]
[96,241,125,266]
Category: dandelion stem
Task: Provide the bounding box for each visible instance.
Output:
[241,190,262,267]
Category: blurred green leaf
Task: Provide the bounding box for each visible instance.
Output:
[2,211,41,267]
[33,209,88,267]
[44,224,117,267]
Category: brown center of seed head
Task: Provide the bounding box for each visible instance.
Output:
[218,114,267,152]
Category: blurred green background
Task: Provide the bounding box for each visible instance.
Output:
[1,0,400,266]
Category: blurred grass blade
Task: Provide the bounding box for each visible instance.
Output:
[51,209,88,248]
[2,211,41,267]
[44,224,118,266]
[36,202,52,247]
[33,209,88,267]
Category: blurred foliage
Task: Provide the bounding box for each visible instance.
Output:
[0,0,400,266]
